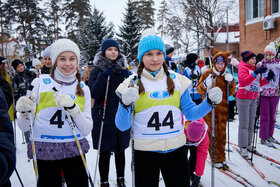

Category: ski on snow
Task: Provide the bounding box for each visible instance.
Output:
[232,146,280,186]
[206,160,254,187]
[229,142,280,165]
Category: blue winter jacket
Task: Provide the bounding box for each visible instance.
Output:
[115,89,212,131]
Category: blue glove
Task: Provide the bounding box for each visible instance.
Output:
[266,70,275,81]
[254,66,267,75]
[104,67,114,76]
[120,69,130,78]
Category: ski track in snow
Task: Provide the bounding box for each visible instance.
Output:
[11,107,280,187]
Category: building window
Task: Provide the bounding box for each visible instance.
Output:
[246,0,264,20]
[272,0,279,14]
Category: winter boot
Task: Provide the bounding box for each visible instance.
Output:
[100,181,110,187]
[240,147,248,157]
[214,162,223,169]
[268,136,279,144]
[261,139,273,147]
[247,145,253,151]
[222,161,229,169]
[116,177,126,187]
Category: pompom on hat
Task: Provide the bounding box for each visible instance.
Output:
[186,119,206,142]
[50,39,80,66]
[42,45,52,58]
[241,51,256,62]
[32,59,41,67]
[138,35,166,62]
[101,38,120,55]
[264,42,276,55]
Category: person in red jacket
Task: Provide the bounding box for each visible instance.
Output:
[236,51,274,157]
[184,118,209,187]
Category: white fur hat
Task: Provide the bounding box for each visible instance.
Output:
[50,39,80,66]
[264,42,276,55]
[32,59,41,67]
[42,46,52,58]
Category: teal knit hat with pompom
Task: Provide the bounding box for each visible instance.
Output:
[137,35,166,62]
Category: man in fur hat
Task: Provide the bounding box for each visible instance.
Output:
[197,48,236,169]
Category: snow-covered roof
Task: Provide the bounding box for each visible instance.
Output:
[215,31,240,43]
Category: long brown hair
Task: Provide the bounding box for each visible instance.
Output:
[0,64,7,79]
[50,66,84,97]
[137,62,175,95]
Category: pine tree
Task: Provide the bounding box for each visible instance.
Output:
[0,0,11,56]
[63,0,92,43]
[156,0,170,38]
[118,0,141,63]
[78,7,114,64]
[4,0,46,60]
[134,0,155,30]
[44,0,63,43]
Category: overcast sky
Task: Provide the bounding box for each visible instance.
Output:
[90,0,162,30]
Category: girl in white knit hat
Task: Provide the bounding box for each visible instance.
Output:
[257,42,279,147]
[16,39,93,186]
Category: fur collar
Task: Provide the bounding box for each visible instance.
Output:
[93,51,128,71]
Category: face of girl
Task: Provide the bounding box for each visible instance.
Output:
[4,62,8,70]
[247,57,256,66]
[16,64,25,72]
[215,61,225,72]
[56,51,78,76]
[105,47,119,61]
[34,65,41,70]
[265,53,274,60]
[44,57,52,68]
[142,50,164,72]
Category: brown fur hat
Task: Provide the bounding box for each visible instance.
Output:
[212,48,232,72]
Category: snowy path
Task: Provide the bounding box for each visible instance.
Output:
[11,109,280,187]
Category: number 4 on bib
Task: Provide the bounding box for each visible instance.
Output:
[50,110,64,128]
[147,111,174,131]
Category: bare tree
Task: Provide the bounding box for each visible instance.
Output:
[157,0,238,53]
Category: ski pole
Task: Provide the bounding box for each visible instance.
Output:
[227,82,231,160]
[211,74,216,187]
[93,76,110,186]
[129,76,137,187]
[65,110,94,186]
[52,87,94,187]
[251,73,262,162]
[15,168,24,187]
[26,86,39,185]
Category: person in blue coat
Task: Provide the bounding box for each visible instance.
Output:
[88,39,130,187]
[115,34,223,187]
[0,88,16,187]
[182,53,203,105]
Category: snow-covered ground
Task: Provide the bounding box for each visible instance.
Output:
[11,106,280,187]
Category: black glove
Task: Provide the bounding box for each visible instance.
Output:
[266,70,275,81]
[190,174,201,187]
[254,66,267,75]
[104,67,114,76]
[190,74,198,79]
[171,62,177,72]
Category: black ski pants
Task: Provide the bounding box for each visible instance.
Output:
[99,150,125,182]
[37,156,88,187]
[185,145,197,177]
[134,146,189,187]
